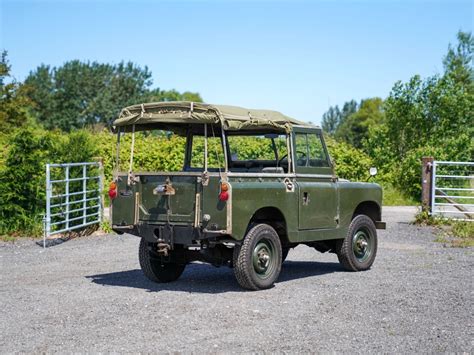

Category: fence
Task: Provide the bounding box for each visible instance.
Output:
[427,160,474,220]
[43,162,103,248]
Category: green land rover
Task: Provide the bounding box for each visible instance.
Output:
[109,101,385,290]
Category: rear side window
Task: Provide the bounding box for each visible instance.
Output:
[190,136,225,169]
[227,134,287,161]
[226,134,289,173]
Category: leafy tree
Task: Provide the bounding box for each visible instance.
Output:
[321,106,341,134]
[0,129,53,235]
[335,97,384,149]
[146,88,203,103]
[341,100,358,121]
[24,61,203,131]
[0,51,33,132]
[25,61,153,130]
[365,31,474,198]
[325,135,373,181]
[443,31,474,89]
[321,100,358,135]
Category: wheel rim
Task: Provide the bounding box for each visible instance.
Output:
[252,239,276,279]
[352,229,372,263]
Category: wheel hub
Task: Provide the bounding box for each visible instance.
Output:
[352,230,372,262]
[253,241,274,276]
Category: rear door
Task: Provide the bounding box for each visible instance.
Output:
[294,129,338,230]
[138,174,198,223]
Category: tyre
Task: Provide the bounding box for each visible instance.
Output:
[233,223,282,290]
[281,248,290,263]
[336,214,378,271]
[138,238,186,283]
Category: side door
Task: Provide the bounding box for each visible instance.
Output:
[294,129,338,230]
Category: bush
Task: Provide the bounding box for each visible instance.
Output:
[0,128,98,236]
[0,129,53,235]
[325,135,373,181]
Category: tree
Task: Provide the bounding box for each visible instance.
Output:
[365,31,474,198]
[443,31,474,90]
[321,106,341,134]
[0,51,33,132]
[146,88,203,103]
[335,97,384,149]
[24,61,152,130]
[24,60,203,131]
[321,99,358,135]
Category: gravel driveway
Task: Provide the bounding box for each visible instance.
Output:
[1,206,472,353]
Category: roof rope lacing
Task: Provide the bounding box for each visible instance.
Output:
[188,102,194,118]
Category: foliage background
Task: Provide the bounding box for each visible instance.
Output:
[0,31,472,237]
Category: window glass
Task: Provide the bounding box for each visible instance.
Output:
[118,130,185,172]
[190,136,225,169]
[227,134,287,161]
[295,134,309,166]
[295,133,329,168]
[226,134,289,172]
[307,134,329,167]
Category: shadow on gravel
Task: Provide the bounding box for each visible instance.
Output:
[86,260,341,293]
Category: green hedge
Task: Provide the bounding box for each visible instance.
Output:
[0,127,384,237]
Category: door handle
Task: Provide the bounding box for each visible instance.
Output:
[303,192,310,205]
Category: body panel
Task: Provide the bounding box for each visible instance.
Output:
[229,177,299,242]
[296,177,338,230]
[110,101,384,250]
[337,181,383,228]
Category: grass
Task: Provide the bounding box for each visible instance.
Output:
[100,220,113,234]
[414,209,474,248]
[382,184,418,206]
[0,235,18,242]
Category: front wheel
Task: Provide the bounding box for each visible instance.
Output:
[138,239,186,283]
[336,215,378,271]
[233,224,282,290]
[281,248,290,263]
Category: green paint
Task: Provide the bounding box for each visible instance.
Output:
[111,102,384,248]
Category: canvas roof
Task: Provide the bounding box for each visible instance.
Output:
[113,101,313,133]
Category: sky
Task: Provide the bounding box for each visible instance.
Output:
[1,0,472,124]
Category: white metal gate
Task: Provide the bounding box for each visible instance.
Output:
[431,160,474,220]
[44,162,103,247]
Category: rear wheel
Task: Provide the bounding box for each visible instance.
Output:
[138,238,186,283]
[234,224,282,290]
[336,215,378,271]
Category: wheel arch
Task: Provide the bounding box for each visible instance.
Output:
[247,206,289,246]
[352,201,381,223]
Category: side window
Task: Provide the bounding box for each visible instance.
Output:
[295,133,309,167]
[190,136,225,170]
[295,133,329,168]
[307,134,329,167]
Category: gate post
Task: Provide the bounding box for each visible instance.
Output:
[44,163,51,248]
[421,157,434,212]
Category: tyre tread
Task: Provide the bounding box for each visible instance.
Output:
[233,223,282,291]
[337,214,378,272]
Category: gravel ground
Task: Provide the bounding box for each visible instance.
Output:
[1,206,472,353]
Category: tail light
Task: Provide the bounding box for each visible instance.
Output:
[219,182,230,201]
[108,181,117,199]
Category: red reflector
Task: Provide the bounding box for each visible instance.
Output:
[108,189,117,199]
[219,191,229,201]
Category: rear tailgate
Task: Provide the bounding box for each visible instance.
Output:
[138,174,198,223]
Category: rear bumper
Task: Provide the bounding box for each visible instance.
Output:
[375,221,386,230]
[137,223,216,245]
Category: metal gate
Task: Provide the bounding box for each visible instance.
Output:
[431,161,474,220]
[44,162,103,247]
